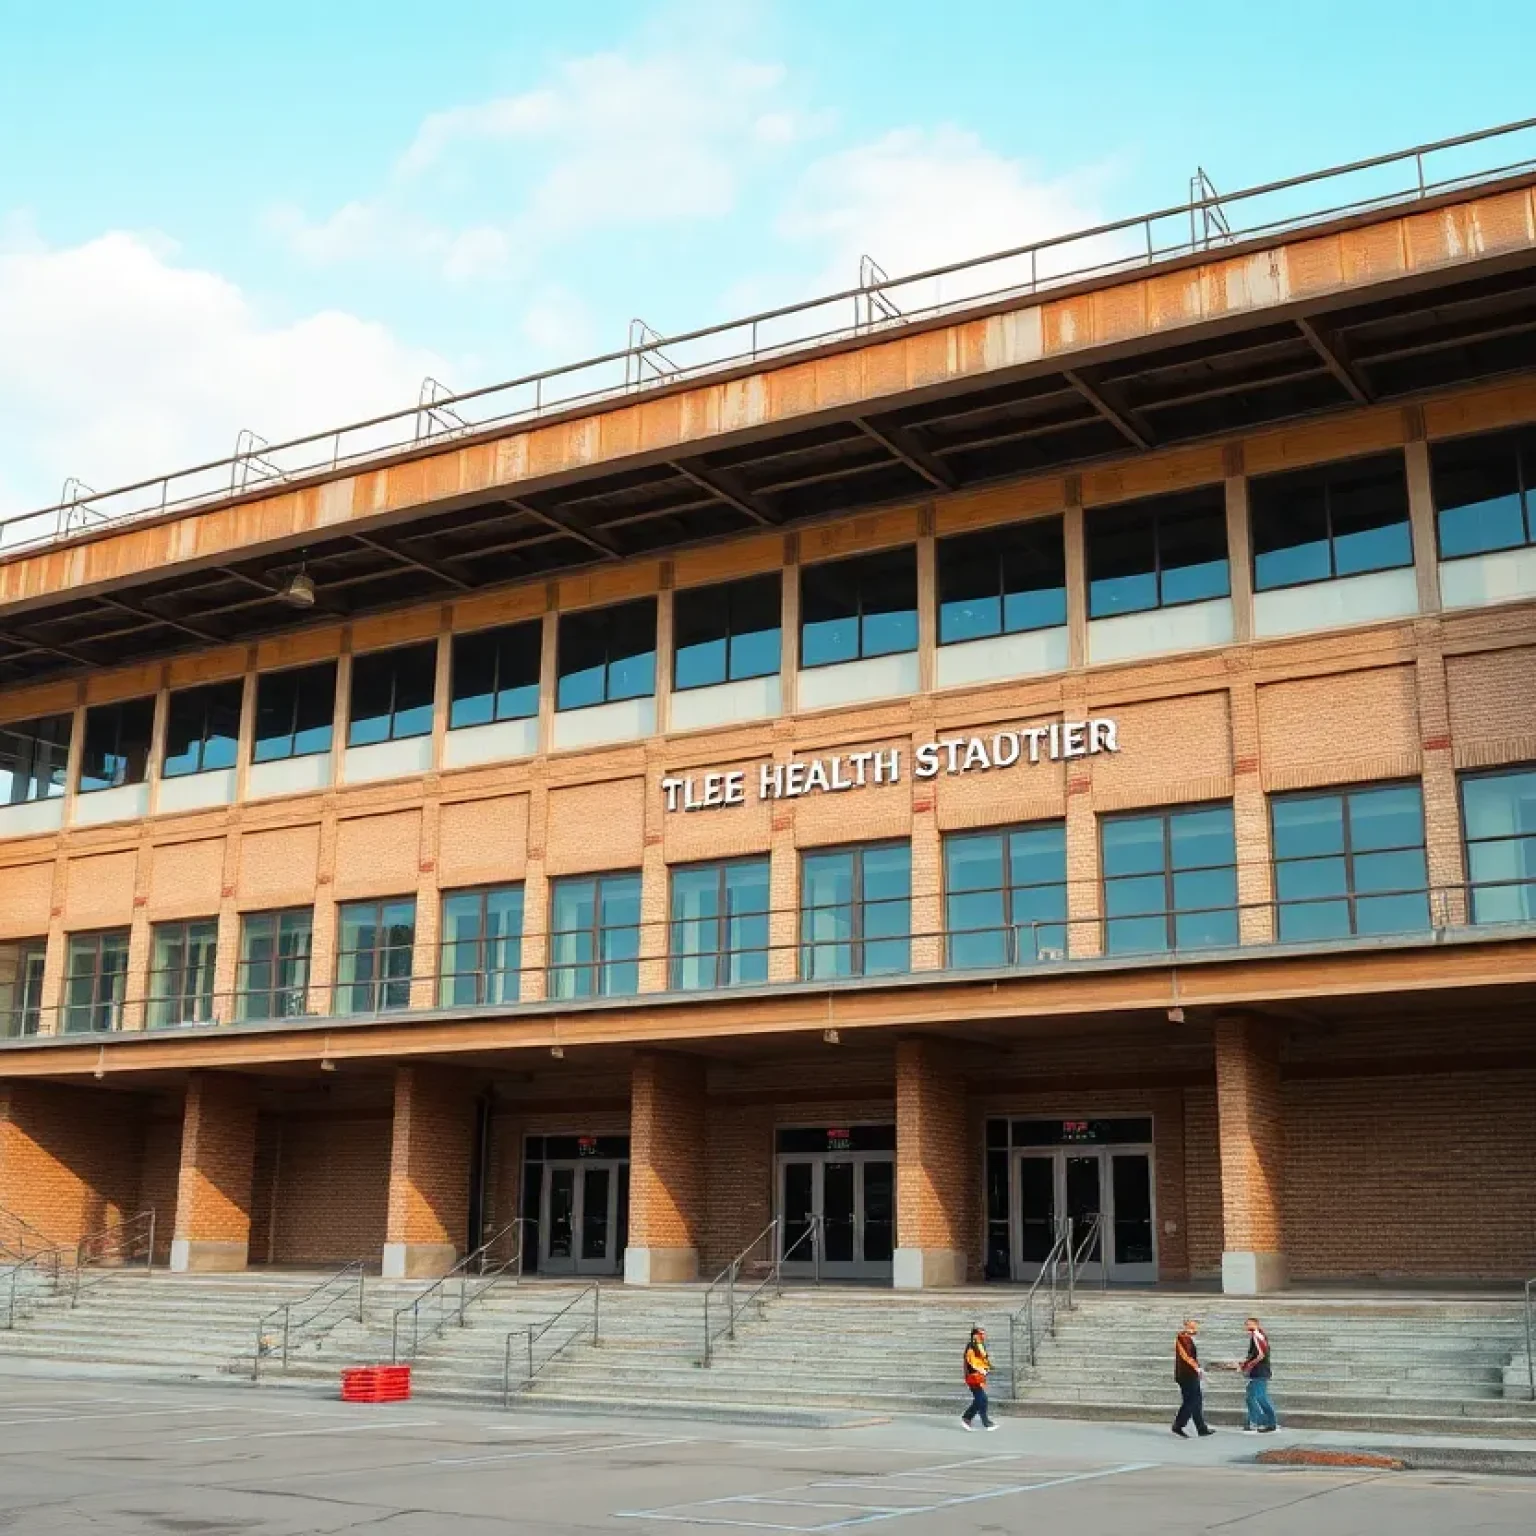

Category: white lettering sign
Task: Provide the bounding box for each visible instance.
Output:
[659,717,1118,812]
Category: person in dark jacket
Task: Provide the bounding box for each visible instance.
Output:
[1172,1318,1215,1438]
[1240,1317,1278,1433]
[961,1326,997,1431]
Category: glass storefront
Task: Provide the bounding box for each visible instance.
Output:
[521,1134,631,1276]
[775,1124,895,1281]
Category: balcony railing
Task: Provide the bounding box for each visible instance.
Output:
[2,117,1534,557]
[4,877,1531,1043]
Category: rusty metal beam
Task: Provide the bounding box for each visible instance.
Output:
[851,417,956,491]
[95,594,221,645]
[1061,369,1152,450]
[668,460,779,525]
[350,531,472,591]
[0,628,95,668]
[1296,316,1371,404]
[504,497,621,560]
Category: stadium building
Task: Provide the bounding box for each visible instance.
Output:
[1,122,1535,1299]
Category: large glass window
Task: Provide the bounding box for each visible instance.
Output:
[1086,487,1229,618]
[1432,425,1536,560]
[440,886,524,1006]
[347,644,436,747]
[253,661,336,762]
[1250,452,1413,591]
[147,919,219,1028]
[937,519,1067,645]
[78,698,155,792]
[1271,783,1428,941]
[63,929,129,1034]
[162,681,242,779]
[800,842,911,980]
[237,909,313,1020]
[335,898,416,1013]
[549,873,641,999]
[1460,767,1536,925]
[450,622,542,729]
[0,939,47,1038]
[944,824,1068,967]
[556,599,656,711]
[1101,804,1238,954]
[669,858,770,989]
[800,548,918,668]
[673,575,781,691]
[0,714,71,804]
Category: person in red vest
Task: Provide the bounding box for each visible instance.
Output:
[1172,1318,1215,1438]
[961,1326,998,1431]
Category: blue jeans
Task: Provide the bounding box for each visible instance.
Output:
[963,1384,992,1426]
[1246,1376,1277,1429]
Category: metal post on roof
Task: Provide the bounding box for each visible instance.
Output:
[230,430,283,495]
[1189,168,1232,251]
[56,479,106,538]
[856,255,901,332]
[626,319,680,391]
[415,377,470,443]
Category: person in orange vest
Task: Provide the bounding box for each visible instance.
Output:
[961,1326,998,1431]
[1172,1318,1215,1438]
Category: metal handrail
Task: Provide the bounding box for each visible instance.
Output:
[70,1210,155,1304]
[2,116,1534,557]
[1065,1212,1106,1307]
[1524,1277,1534,1403]
[704,1215,824,1369]
[0,1205,55,1264]
[502,1282,601,1406]
[702,1218,779,1367]
[1,1244,73,1330]
[1008,1220,1070,1395]
[252,1259,367,1381]
[391,1219,525,1363]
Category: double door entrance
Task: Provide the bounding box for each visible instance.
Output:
[1013,1141,1156,1283]
[539,1159,629,1276]
[776,1125,895,1280]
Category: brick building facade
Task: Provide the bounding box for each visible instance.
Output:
[2,143,1535,1294]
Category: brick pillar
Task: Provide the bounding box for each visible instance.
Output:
[626,1052,705,1284]
[893,1038,967,1289]
[171,1073,257,1272]
[1213,1014,1287,1294]
[383,1065,475,1278]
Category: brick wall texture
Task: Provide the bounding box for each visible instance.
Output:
[629,1052,706,1252]
[385,1066,475,1253]
[173,1073,258,1249]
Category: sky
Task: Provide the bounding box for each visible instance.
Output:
[1,0,1532,526]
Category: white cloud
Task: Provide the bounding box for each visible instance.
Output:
[399,90,561,176]
[0,229,445,526]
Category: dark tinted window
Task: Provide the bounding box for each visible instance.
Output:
[63,929,130,1033]
[237,908,313,1021]
[162,681,242,778]
[673,575,781,691]
[253,661,336,763]
[450,622,542,729]
[938,519,1067,644]
[1087,488,1228,618]
[1101,803,1237,954]
[801,548,918,667]
[1250,453,1413,591]
[0,713,71,804]
[440,885,524,1006]
[335,897,416,1013]
[347,644,436,746]
[1432,426,1536,560]
[78,698,155,792]
[556,599,657,711]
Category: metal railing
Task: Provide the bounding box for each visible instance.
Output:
[69,1210,155,1304]
[2,117,1534,558]
[1524,1276,1535,1403]
[9,876,1532,1046]
[703,1216,823,1367]
[1008,1220,1071,1394]
[0,1204,55,1264]
[502,1282,601,1406]
[1065,1212,1107,1308]
[391,1219,525,1363]
[252,1259,367,1381]
[1,1245,72,1330]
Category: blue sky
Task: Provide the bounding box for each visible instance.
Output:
[1,0,1532,522]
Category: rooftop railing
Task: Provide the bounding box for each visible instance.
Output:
[4,876,1531,1045]
[2,117,1535,560]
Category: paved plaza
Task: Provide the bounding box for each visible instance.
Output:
[0,1367,1532,1534]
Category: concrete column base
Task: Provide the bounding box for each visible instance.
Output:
[1221,1250,1288,1295]
[169,1238,247,1274]
[893,1247,967,1290]
[624,1245,698,1285]
[382,1241,458,1280]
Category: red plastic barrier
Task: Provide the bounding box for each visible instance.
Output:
[341,1365,412,1403]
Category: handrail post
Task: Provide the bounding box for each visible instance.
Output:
[1526,1279,1534,1403]
[703,1288,711,1368]
[281,1304,291,1371]
[503,1331,512,1409]
[814,1216,822,1286]
[146,1212,156,1276]
[593,1283,601,1347]
[526,1327,533,1389]
[727,1260,736,1341]
[357,1267,365,1323]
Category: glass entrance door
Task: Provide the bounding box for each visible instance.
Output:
[777,1154,895,1280]
[1011,1146,1156,1283]
[540,1160,627,1275]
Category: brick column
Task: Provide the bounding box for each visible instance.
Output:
[383,1064,475,1278]
[626,1051,705,1283]
[171,1073,257,1272]
[1213,1014,1287,1294]
[893,1038,967,1289]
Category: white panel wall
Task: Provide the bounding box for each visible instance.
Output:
[343,735,434,786]
[1253,567,1419,638]
[1439,546,1536,611]
[72,782,150,827]
[796,652,921,713]
[248,753,333,801]
[1088,597,1233,666]
[669,675,781,734]
[552,696,657,752]
[443,716,540,770]
[157,768,236,814]
[0,799,64,838]
[935,627,1069,691]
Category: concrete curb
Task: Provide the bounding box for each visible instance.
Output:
[1259,1444,1536,1476]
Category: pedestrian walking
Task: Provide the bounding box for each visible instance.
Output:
[961,1326,997,1431]
[1171,1318,1215,1438]
[1239,1316,1279,1433]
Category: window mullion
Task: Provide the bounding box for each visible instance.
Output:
[1341,796,1357,935]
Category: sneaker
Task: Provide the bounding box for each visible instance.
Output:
[1197,1429,1217,1438]
[960,1419,975,1432]
[1171,1427,1188,1439]
[1242,1426,1260,1434]
[983,1423,999,1432]
[1258,1426,1279,1434]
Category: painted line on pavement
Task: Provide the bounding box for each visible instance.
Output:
[434,1434,698,1467]
[182,1418,441,1445]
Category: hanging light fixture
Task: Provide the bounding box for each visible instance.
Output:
[278,564,316,608]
